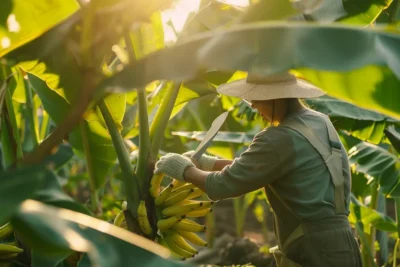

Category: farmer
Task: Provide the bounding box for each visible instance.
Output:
[154,72,363,267]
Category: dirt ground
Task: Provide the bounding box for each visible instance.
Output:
[188,199,277,267]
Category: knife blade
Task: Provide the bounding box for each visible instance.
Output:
[191,111,229,161]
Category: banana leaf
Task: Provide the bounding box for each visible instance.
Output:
[348,141,400,197]
[349,194,397,232]
[0,0,79,57]
[12,200,186,267]
[384,125,400,153]
[305,95,399,144]
[27,72,124,189]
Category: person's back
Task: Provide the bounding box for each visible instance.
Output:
[264,108,362,267]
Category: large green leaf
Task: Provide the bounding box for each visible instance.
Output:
[179,1,244,39]
[198,22,400,77]
[384,125,400,153]
[349,195,397,232]
[100,22,400,120]
[12,200,185,267]
[348,141,400,196]
[27,72,125,189]
[340,0,393,24]
[33,168,91,216]
[0,165,46,224]
[0,0,79,57]
[297,66,400,123]
[305,95,399,144]
[129,11,165,60]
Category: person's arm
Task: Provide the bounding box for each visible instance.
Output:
[182,160,233,191]
[204,131,283,201]
[183,167,209,192]
[212,159,233,171]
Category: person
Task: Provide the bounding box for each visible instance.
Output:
[154,72,363,267]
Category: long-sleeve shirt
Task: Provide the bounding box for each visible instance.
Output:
[205,109,351,243]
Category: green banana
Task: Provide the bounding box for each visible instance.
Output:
[158,237,186,261]
[154,184,174,206]
[172,219,206,232]
[166,232,198,255]
[186,208,212,218]
[161,202,203,217]
[163,189,194,207]
[164,235,194,258]
[137,200,153,236]
[177,230,207,247]
[0,244,23,254]
[0,252,19,260]
[114,210,125,226]
[170,183,196,195]
[184,188,205,201]
[157,215,185,231]
[149,173,165,198]
[0,223,13,239]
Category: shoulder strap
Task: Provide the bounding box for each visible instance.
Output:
[280,114,346,215]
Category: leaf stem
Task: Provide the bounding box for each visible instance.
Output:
[135,87,150,195]
[366,181,379,267]
[98,99,140,217]
[5,80,23,163]
[123,34,150,196]
[80,122,100,215]
[149,83,180,163]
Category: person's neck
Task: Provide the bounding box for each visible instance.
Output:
[274,100,306,125]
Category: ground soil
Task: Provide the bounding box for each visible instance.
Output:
[188,199,277,267]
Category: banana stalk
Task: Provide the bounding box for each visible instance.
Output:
[99,100,140,218]
[135,85,150,194]
[149,82,180,162]
[79,122,101,214]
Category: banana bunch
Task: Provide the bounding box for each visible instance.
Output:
[146,173,215,261]
[0,223,23,260]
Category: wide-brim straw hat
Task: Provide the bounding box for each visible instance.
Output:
[217,72,325,102]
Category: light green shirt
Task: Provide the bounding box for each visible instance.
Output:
[205,109,351,241]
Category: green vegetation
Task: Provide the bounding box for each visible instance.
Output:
[0,0,399,266]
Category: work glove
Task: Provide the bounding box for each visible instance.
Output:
[183,150,218,171]
[154,153,195,181]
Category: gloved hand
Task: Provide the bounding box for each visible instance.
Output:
[154,153,195,181]
[183,150,218,171]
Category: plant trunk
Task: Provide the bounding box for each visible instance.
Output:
[98,99,140,228]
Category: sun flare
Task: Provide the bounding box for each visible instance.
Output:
[162,0,250,42]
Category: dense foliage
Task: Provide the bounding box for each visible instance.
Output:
[0,0,399,266]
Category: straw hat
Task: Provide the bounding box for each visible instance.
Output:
[217,72,325,101]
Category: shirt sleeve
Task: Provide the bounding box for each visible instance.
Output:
[205,129,283,200]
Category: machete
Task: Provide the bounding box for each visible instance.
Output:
[190,111,229,161]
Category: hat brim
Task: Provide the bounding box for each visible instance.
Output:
[217,78,325,101]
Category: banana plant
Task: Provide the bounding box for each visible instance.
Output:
[1,0,400,265]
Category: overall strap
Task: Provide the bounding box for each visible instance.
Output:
[280,114,346,215]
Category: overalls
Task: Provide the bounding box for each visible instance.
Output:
[268,114,363,267]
